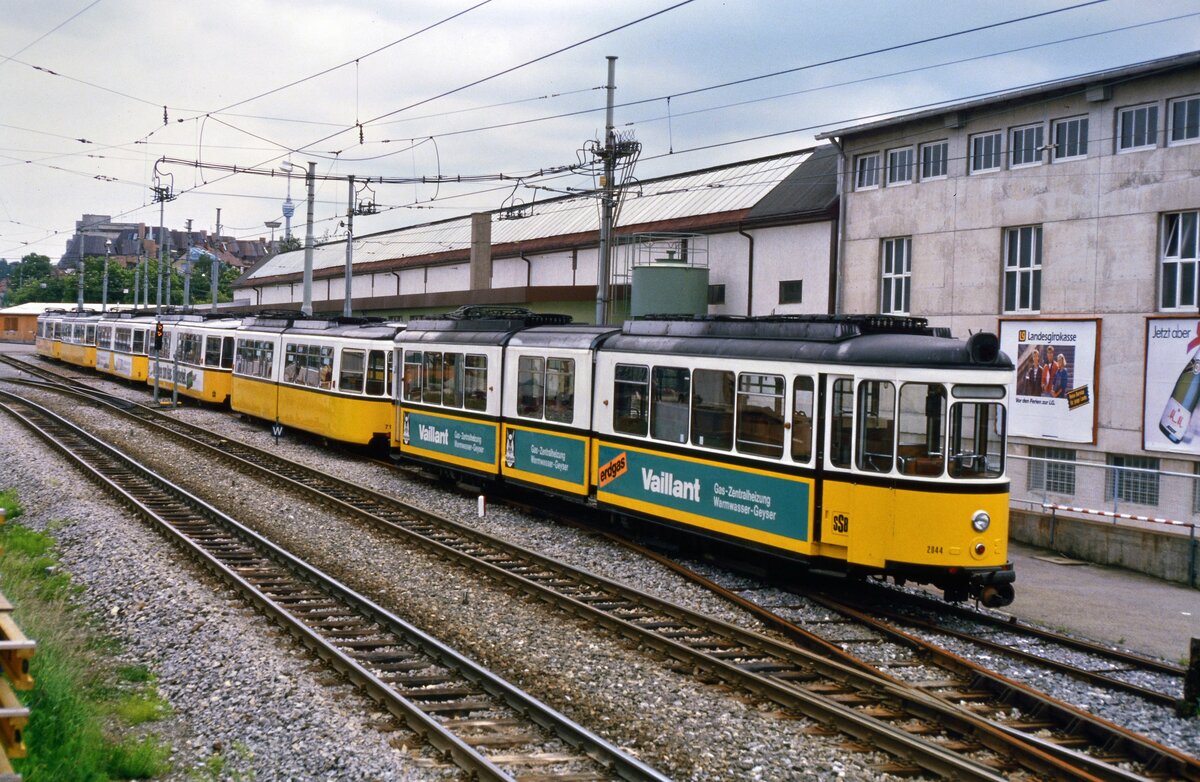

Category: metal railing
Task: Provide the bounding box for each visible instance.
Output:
[1009,453,1198,586]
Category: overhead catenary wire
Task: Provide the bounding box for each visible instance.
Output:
[3,2,1194,256]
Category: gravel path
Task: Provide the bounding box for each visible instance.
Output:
[0,372,916,781]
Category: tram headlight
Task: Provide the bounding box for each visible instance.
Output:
[971,510,991,532]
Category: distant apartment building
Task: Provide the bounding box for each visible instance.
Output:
[818,51,1200,525]
[61,214,269,271]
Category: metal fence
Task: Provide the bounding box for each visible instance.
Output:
[1009,452,1199,535]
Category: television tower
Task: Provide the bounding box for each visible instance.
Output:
[282,157,296,240]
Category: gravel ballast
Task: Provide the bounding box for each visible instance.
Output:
[0,372,915,781]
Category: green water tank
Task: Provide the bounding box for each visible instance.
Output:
[631,263,710,318]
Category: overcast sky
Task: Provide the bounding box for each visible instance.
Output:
[2,0,1198,262]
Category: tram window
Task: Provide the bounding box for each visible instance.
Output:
[791,377,815,463]
[115,328,132,353]
[830,379,854,468]
[651,366,691,443]
[98,326,113,350]
[403,351,423,402]
[949,402,1005,478]
[422,352,443,404]
[85,325,96,344]
[691,369,732,450]
[366,350,389,397]
[221,336,234,369]
[284,342,333,388]
[736,373,784,458]
[517,356,545,418]
[340,349,365,394]
[442,352,464,407]
[204,336,222,367]
[235,339,274,379]
[856,380,896,473]
[898,384,946,476]
[464,354,487,410]
[177,333,204,365]
[614,364,648,436]
[546,358,574,424]
[133,330,146,355]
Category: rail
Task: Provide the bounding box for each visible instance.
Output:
[0,510,32,782]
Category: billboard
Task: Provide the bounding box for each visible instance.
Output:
[1144,317,1200,454]
[999,319,1098,443]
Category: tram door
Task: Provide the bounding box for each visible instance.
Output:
[818,375,855,550]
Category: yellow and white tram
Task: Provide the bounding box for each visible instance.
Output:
[233,315,402,448]
[150,314,242,404]
[95,312,155,382]
[35,309,69,360]
[395,309,1016,606]
[57,311,103,370]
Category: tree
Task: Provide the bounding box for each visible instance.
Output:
[6,254,60,305]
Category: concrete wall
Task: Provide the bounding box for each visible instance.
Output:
[1011,509,1198,588]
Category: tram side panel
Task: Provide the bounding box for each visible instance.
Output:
[498,340,607,498]
[395,341,505,477]
[589,351,820,560]
[231,334,282,424]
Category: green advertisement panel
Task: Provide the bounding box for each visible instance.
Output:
[504,427,588,489]
[597,443,810,541]
[402,409,497,468]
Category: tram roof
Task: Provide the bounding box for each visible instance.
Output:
[601,317,1012,369]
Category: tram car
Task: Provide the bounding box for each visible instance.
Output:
[394,309,1015,607]
[95,312,155,383]
[35,309,70,361]
[150,314,243,404]
[232,314,402,448]
[394,308,595,481]
[56,311,103,370]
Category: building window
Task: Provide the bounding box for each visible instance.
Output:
[779,280,803,304]
[1010,124,1044,167]
[707,284,725,305]
[880,237,911,315]
[1117,103,1158,151]
[886,147,913,186]
[1003,225,1042,313]
[1027,446,1076,495]
[855,153,880,190]
[919,140,948,179]
[1169,95,1200,145]
[1052,116,1088,161]
[1161,211,1200,310]
[1105,454,1160,506]
[969,131,1002,173]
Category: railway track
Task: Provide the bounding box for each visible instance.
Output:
[819,584,1186,708]
[595,536,1200,782]
[0,365,1147,781]
[0,387,670,782]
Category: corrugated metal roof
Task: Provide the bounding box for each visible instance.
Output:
[244,149,816,282]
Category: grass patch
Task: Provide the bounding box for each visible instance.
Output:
[0,489,175,780]
[115,692,173,725]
